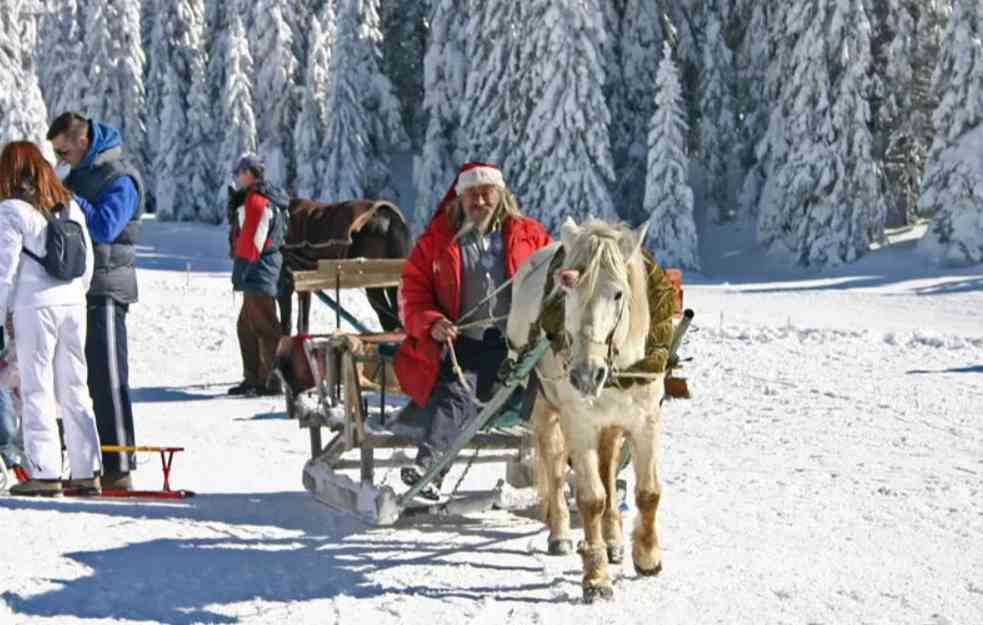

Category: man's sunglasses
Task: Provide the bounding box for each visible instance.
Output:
[53,148,71,159]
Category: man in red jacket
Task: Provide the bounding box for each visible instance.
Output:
[394,162,551,500]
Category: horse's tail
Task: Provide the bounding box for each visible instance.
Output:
[358,202,410,331]
[364,201,411,261]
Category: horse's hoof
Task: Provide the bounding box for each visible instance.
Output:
[547,538,574,556]
[582,583,614,604]
[634,560,663,577]
[607,544,624,564]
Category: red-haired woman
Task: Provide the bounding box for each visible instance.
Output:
[0,141,100,496]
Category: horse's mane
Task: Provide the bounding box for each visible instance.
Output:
[560,218,650,368]
[561,219,633,303]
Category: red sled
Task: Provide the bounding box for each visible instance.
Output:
[66,445,196,499]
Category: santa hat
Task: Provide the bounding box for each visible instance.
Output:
[435,162,506,216]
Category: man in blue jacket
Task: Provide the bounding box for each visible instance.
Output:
[48,112,144,491]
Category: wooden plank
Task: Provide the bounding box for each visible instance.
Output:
[293,258,405,292]
[315,258,405,274]
[294,272,400,291]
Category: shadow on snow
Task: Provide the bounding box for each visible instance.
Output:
[0,492,559,623]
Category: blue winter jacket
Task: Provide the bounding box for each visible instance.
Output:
[72,123,140,244]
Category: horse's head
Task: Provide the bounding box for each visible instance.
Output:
[556,217,650,399]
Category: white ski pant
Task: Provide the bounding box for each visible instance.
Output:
[13,304,101,480]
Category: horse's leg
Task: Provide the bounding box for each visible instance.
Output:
[384,286,401,329]
[630,419,663,577]
[572,439,614,603]
[598,426,625,565]
[531,399,571,555]
[365,287,400,332]
[298,291,311,334]
[278,277,293,336]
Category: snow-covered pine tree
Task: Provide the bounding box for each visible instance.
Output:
[152,0,207,221]
[215,14,258,216]
[252,0,299,191]
[154,63,187,221]
[868,0,949,227]
[113,0,147,175]
[83,0,118,122]
[756,0,887,266]
[824,6,889,259]
[511,0,616,233]
[600,0,626,98]
[205,0,228,147]
[644,42,700,270]
[84,0,147,175]
[294,4,335,200]
[37,0,86,118]
[183,27,217,222]
[282,0,311,72]
[0,0,50,153]
[321,0,408,202]
[413,0,469,232]
[736,3,781,220]
[609,0,665,218]
[459,0,524,169]
[381,0,430,149]
[144,0,167,196]
[700,0,739,222]
[918,0,983,265]
[912,0,954,219]
[668,1,705,155]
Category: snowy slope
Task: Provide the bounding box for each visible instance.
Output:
[1,216,981,625]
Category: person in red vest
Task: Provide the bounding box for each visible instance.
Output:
[394,162,551,500]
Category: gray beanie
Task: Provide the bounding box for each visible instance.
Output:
[233,152,264,177]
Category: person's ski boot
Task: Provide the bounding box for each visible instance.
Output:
[401,464,444,502]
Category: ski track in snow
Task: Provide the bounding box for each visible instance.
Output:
[1,217,982,624]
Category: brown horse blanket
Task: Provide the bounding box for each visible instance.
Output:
[282,199,406,270]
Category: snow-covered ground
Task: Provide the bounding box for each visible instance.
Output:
[2,216,982,625]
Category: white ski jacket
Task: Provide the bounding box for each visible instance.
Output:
[0,198,94,318]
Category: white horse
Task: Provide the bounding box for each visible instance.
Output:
[507,217,674,603]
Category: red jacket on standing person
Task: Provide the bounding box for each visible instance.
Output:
[394,197,551,407]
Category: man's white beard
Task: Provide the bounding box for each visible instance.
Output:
[457,207,494,240]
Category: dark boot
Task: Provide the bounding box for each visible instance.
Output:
[256,377,282,396]
[227,381,257,396]
[400,464,444,502]
[101,470,132,491]
[9,478,63,497]
[65,474,103,495]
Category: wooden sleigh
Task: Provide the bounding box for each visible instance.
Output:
[273,257,692,525]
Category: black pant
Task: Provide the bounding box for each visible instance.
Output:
[416,328,507,466]
[86,296,136,473]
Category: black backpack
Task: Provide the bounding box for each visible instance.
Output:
[22,202,87,281]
